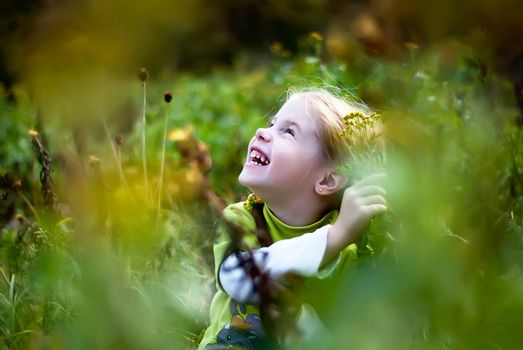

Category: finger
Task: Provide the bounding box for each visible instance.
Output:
[356,185,387,197]
[353,173,387,189]
[366,204,388,215]
[361,195,387,206]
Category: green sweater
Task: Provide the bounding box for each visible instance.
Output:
[199,201,357,349]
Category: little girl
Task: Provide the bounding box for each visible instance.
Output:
[199,88,386,349]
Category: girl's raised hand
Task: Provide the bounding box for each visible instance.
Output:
[323,173,387,265]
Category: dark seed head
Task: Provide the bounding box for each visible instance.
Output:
[138,67,149,82]
[164,92,173,103]
[115,135,123,146]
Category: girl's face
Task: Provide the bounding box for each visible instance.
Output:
[239,95,326,200]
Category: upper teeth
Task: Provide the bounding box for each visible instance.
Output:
[250,149,269,165]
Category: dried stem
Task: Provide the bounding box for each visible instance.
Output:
[88,156,107,234]
[203,179,226,215]
[30,130,57,211]
[102,116,128,191]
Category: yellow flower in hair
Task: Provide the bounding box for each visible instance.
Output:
[336,110,384,180]
[339,111,381,146]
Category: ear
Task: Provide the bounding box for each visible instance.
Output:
[315,170,347,196]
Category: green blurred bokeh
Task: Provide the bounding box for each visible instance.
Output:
[0,0,522,349]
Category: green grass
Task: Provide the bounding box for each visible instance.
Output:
[0,36,522,349]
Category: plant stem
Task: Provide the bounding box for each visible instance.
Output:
[30,132,57,211]
[102,116,128,191]
[157,103,169,214]
[18,192,41,224]
[141,81,150,203]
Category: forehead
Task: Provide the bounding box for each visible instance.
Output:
[274,95,318,131]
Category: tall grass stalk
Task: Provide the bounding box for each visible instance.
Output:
[141,79,150,204]
[102,116,129,191]
[157,95,171,217]
[18,192,41,224]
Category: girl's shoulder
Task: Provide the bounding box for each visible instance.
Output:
[222,200,258,232]
[223,201,251,219]
[223,194,263,223]
[217,200,260,249]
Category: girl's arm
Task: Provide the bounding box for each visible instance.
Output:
[322,173,387,266]
[219,225,330,304]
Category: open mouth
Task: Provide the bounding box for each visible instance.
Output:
[249,147,270,166]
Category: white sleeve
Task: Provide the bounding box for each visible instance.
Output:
[218,225,330,304]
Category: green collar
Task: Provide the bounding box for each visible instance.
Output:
[262,204,338,241]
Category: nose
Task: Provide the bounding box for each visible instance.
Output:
[255,127,272,142]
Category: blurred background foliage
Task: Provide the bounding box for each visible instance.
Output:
[0,0,522,349]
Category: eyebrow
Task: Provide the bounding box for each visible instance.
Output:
[287,121,301,132]
[270,117,301,132]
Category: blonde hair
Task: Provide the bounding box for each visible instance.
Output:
[288,88,382,167]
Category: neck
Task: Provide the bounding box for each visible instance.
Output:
[261,191,331,227]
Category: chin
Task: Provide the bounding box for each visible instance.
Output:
[238,169,247,185]
[238,172,262,194]
[238,171,252,188]
[238,172,255,189]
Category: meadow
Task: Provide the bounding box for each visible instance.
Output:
[1,24,523,350]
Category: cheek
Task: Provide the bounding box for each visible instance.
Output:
[246,137,255,151]
[273,149,322,176]
[242,137,255,159]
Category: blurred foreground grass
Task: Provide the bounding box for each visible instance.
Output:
[1,35,523,350]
